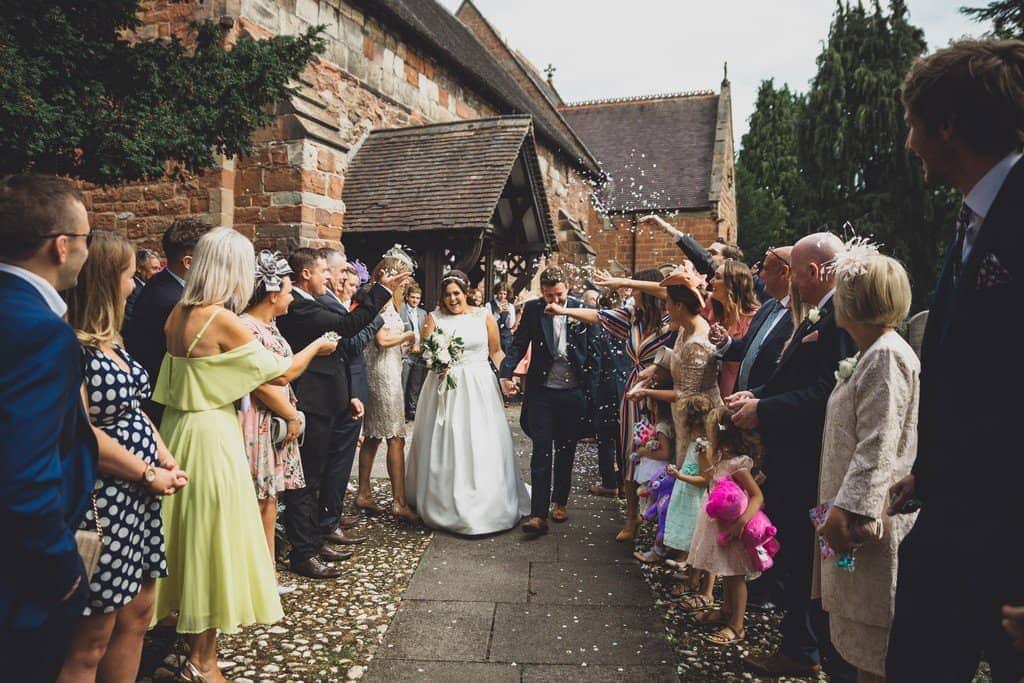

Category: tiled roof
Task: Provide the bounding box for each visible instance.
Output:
[353,0,600,175]
[342,117,552,246]
[560,92,720,212]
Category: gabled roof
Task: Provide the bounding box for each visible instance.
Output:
[454,1,598,170]
[341,116,554,248]
[560,91,721,212]
[351,0,600,176]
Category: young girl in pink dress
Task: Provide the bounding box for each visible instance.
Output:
[686,406,765,646]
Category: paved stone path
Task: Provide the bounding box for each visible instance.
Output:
[365,409,678,682]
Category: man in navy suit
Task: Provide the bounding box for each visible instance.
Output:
[0,174,98,681]
[499,267,595,534]
[317,249,379,548]
[123,219,209,423]
[886,40,1024,682]
[714,246,794,393]
[731,233,857,679]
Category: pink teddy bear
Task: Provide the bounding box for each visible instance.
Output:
[704,476,781,571]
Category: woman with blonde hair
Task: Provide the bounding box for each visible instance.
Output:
[355,253,419,523]
[151,227,337,682]
[58,231,187,682]
[706,260,760,395]
[814,241,919,682]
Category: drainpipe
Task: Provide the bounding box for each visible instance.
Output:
[631,213,638,274]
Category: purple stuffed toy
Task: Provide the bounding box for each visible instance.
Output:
[641,470,676,545]
[704,476,780,571]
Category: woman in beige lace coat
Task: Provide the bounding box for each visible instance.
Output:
[813,247,920,681]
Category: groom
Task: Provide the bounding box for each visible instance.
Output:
[500,267,594,534]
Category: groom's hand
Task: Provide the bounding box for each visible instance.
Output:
[500,379,518,397]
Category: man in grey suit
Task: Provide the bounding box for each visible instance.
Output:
[400,283,427,421]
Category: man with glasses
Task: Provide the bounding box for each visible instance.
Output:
[0,174,99,682]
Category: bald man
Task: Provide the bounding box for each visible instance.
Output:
[728,233,857,679]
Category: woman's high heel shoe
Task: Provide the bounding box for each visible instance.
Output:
[178,659,208,683]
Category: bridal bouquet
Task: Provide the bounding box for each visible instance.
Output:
[422,327,465,391]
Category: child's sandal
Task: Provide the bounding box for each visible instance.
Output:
[633,549,663,564]
[703,625,744,645]
[679,594,714,611]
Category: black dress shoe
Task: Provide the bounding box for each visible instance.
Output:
[318,545,353,562]
[323,528,367,545]
[290,557,342,579]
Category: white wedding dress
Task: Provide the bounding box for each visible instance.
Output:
[405,306,530,535]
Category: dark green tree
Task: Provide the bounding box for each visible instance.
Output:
[796,0,956,308]
[960,0,1024,38]
[735,79,806,261]
[0,1,325,184]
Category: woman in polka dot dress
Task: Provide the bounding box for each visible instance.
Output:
[58,231,187,681]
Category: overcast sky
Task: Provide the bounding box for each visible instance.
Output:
[437,0,985,146]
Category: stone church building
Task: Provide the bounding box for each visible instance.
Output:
[86,0,735,303]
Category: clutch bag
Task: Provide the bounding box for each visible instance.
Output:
[75,494,103,580]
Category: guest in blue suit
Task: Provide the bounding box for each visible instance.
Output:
[0,174,98,682]
[122,219,209,423]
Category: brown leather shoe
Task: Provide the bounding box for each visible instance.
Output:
[323,528,367,545]
[743,651,822,676]
[339,515,361,529]
[550,504,568,523]
[521,516,549,535]
[589,484,617,498]
[318,545,353,562]
[291,556,342,579]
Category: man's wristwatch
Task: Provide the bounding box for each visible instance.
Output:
[139,465,157,485]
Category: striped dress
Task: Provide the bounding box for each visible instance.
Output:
[597,305,675,481]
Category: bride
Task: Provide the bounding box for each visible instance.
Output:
[405,270,529,535]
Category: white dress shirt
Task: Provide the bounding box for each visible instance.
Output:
[962,151,1023,263]
[0,263,67,316]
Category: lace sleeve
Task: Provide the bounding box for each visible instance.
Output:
[675,340,716,400]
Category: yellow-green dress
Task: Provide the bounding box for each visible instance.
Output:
[151,336,290,634]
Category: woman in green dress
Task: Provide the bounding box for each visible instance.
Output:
[152,227,337,682]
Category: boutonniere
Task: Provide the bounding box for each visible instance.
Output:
[835,355,859,383]
[806,307,821,325]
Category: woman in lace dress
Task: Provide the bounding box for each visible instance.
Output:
[814,250,919,680]
[355,256,418,523]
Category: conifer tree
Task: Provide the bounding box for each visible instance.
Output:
[960,0,1024,38]
[735,79,805,261]
[0,1,325,184]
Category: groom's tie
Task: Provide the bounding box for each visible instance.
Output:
[553,314,567,358]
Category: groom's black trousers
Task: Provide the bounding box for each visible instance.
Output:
[527,385,585,519]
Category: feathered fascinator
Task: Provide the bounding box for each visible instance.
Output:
[829,236,881,281]
[254,250,292,292]
[383,243,415,271]
[659,268,706,307]
[350,259,370,285]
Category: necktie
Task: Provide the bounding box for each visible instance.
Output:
[952,202,972,284]
[736,300,783,391]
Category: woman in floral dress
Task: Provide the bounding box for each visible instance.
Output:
[239,251,306,569]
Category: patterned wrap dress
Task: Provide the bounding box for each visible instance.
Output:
[597,305,675,481]
[237,314,305,499]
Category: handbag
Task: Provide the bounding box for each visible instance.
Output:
[270,412,305,446]
[74,494,103,580]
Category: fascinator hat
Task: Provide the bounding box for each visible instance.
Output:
[659,268,706,308]
[382,244,415,272]
[254,250,292,292]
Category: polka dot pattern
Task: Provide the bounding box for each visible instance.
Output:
[79,347,167,615]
